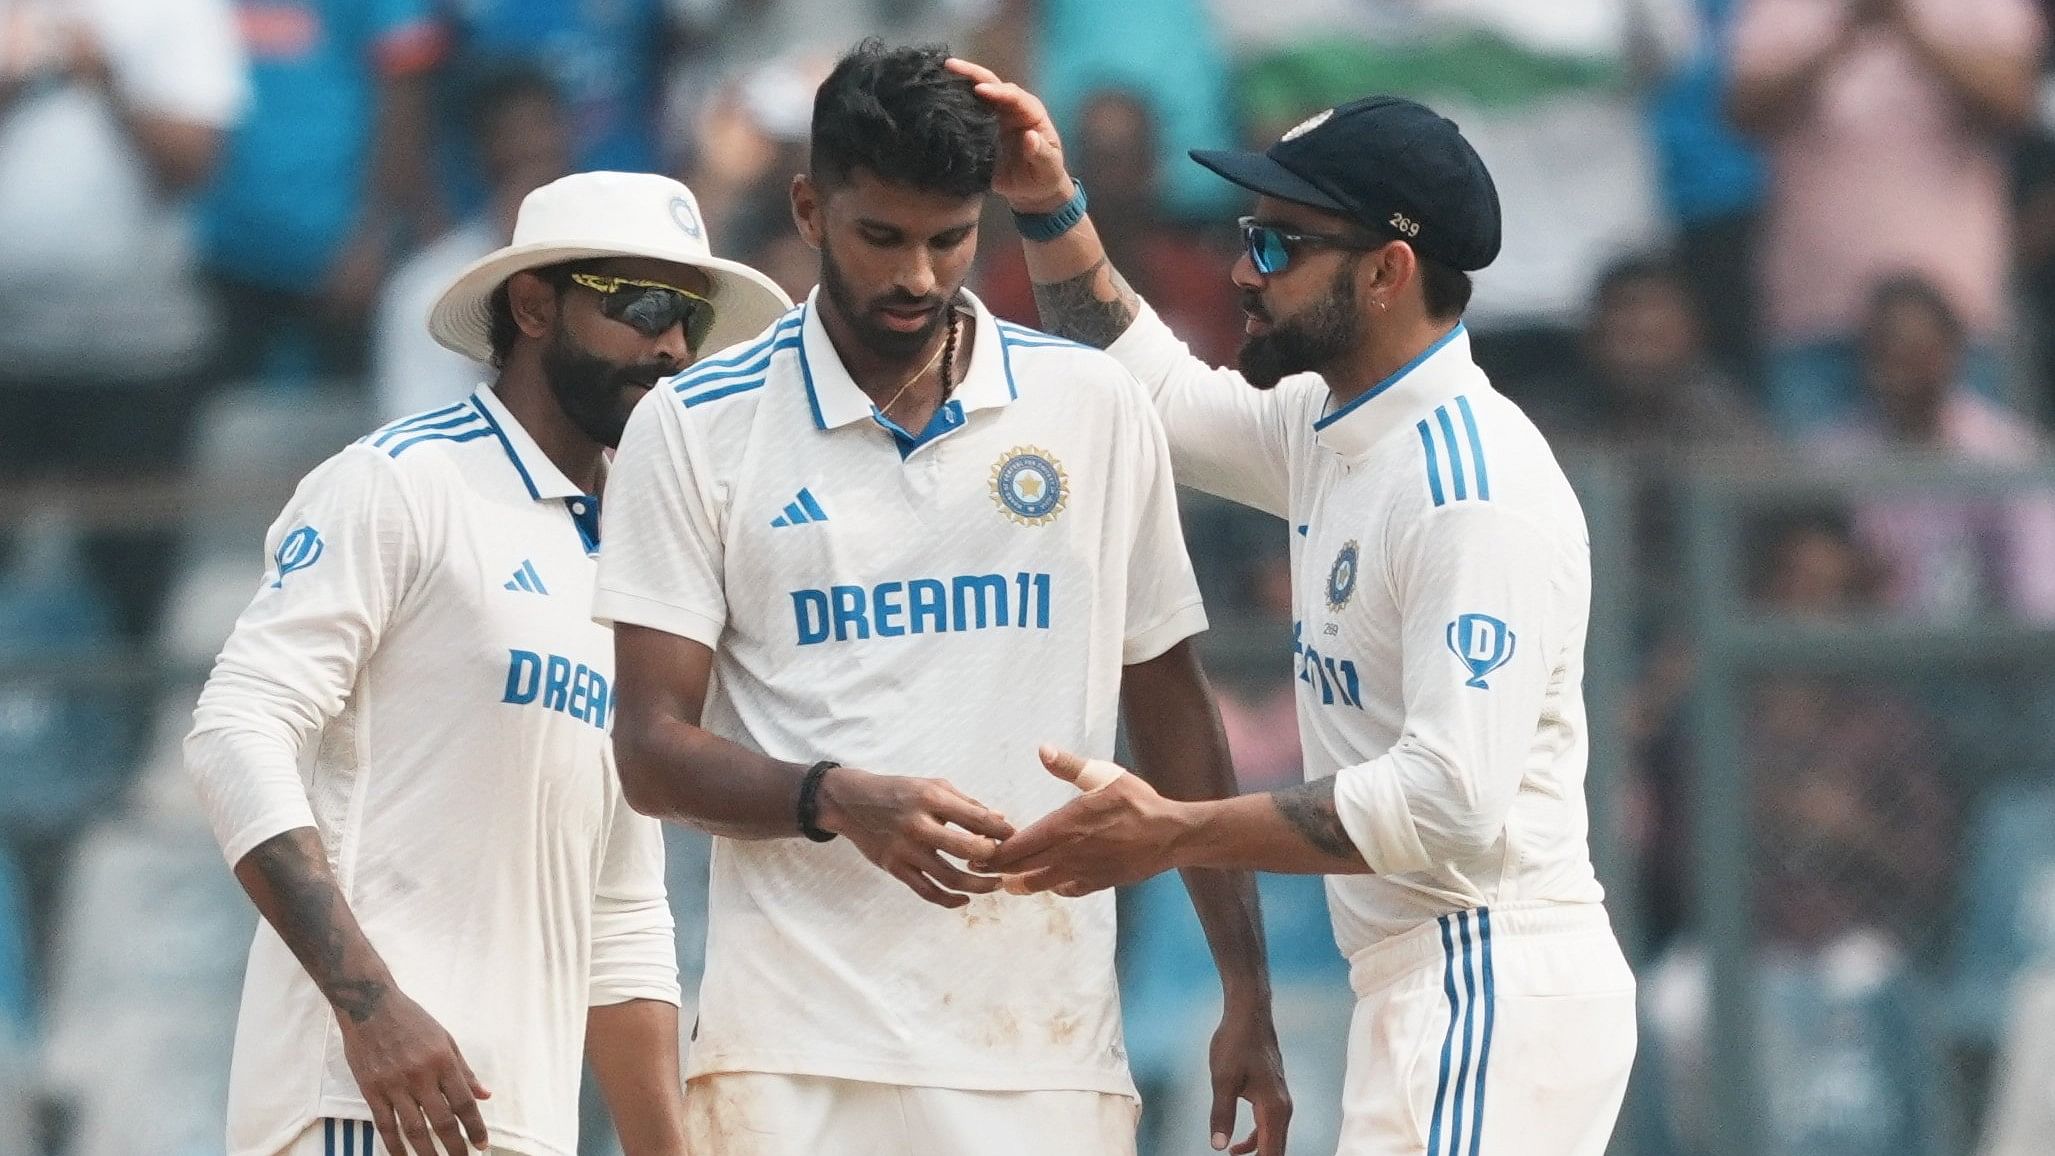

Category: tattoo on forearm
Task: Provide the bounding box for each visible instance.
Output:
[1271,778,1357,860]
[245,830,388,1023]
[1031,257,1141,349]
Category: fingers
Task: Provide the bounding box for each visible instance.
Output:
[421,1080,471,1156]
[923,781,1016,844]
[397,1096,438,1156]
[891,861,969,908]
[943,56,1000,85]
[441,1064,490,1151]
[1253,1086,1292,1156]
[368,1099,407,1156]
[915,849,1003,896]
[979,805,1083,871]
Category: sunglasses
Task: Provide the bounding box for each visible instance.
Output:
[568,272,717,347]
[1238,216,1384,276]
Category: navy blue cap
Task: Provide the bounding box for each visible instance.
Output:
[1190,95,1502,272]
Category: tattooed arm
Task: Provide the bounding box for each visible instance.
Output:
[235,829,492,1155]
[233,828,395,1023]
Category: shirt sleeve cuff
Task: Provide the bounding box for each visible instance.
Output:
[1331,758,1432,876]
[593,588,725,647]
[220,808,321,869]
[589,977,683,1009]
[1122,598,1208,665]
[1103,301,1183,381]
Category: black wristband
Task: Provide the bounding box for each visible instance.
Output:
[796,760,841,843]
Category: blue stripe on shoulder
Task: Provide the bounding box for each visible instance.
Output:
[674,335,801,396]
[681,376,768,409]
[358,401,473,444]
[998,323,1088,351]
[680,315,803,378]
[1417,420,1446,507]
[1455,394,1490,502]
[386,425,495,458]
[370,410,484,447]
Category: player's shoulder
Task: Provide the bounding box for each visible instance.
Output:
[1391,385,1573,520]
[991,318,1151,408]
[348,396,531,504]
[662,306,807,432]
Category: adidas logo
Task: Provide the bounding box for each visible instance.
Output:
[770,488,829,528]
[504,560,549,594]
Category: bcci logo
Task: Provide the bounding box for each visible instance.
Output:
[272,525,324,588]
[1326,541,1359,611]
[991,447,1068,526]
[669,195,704,239]
[1446,613,1515,689]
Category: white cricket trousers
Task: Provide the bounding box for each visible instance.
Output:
[682,1072,1139,1156]
[1338,903,1636,1156]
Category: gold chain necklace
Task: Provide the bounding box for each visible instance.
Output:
[877,311,959,421]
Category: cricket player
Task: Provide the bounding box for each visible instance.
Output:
[953,61,1639,1156]
[597,42,1290,1156]
[185,171,790,1156]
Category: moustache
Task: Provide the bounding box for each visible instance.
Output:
[1240,292,1271,323]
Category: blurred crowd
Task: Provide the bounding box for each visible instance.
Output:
[6,1,2055,1154]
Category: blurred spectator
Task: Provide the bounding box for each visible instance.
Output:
[1536,253,1766,452]
[432,0,670,210]
[1729,0,2046,430]
[373,62,569,420]
[1026,0,1236,220]
[1749,514,1955,951]
[0,0,246,638]
[980,88,1243,365]
[1644,0,1766,378]
[1640,516,1955,1155]
[1819,276,2055,620]
[200,0,448,386]
[1229,0,1671,399]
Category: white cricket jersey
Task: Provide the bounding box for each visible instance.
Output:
[186,387,678,1156]
[1106,304,1607,955]
[593,290,1207,1097]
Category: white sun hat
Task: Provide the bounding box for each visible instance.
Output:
[428,171,793,363]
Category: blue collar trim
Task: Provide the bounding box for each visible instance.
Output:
[1311,322,1466,433]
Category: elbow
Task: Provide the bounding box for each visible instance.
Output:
[612,731,670,819]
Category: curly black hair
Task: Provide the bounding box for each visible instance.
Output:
[810,39,998,197]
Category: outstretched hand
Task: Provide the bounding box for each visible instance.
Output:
[983,745,1188,896]
[945,57,1077,214]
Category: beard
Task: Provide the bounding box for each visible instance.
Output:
[1239,263,1362,390]
[541,323,678,449]
[818,239,954,363]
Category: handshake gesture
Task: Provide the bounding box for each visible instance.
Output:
[818,746,1180,908]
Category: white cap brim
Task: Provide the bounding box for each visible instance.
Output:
[427,240,793,364]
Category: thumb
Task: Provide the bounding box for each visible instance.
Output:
[1038,744,1128,792]
[1208,1078,1236,1151]
[1038,743,1090,783]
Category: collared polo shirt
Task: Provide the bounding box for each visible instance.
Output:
[187,386,676,1156]
[594,290,1206,1096]
[1107,304,1606,956]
